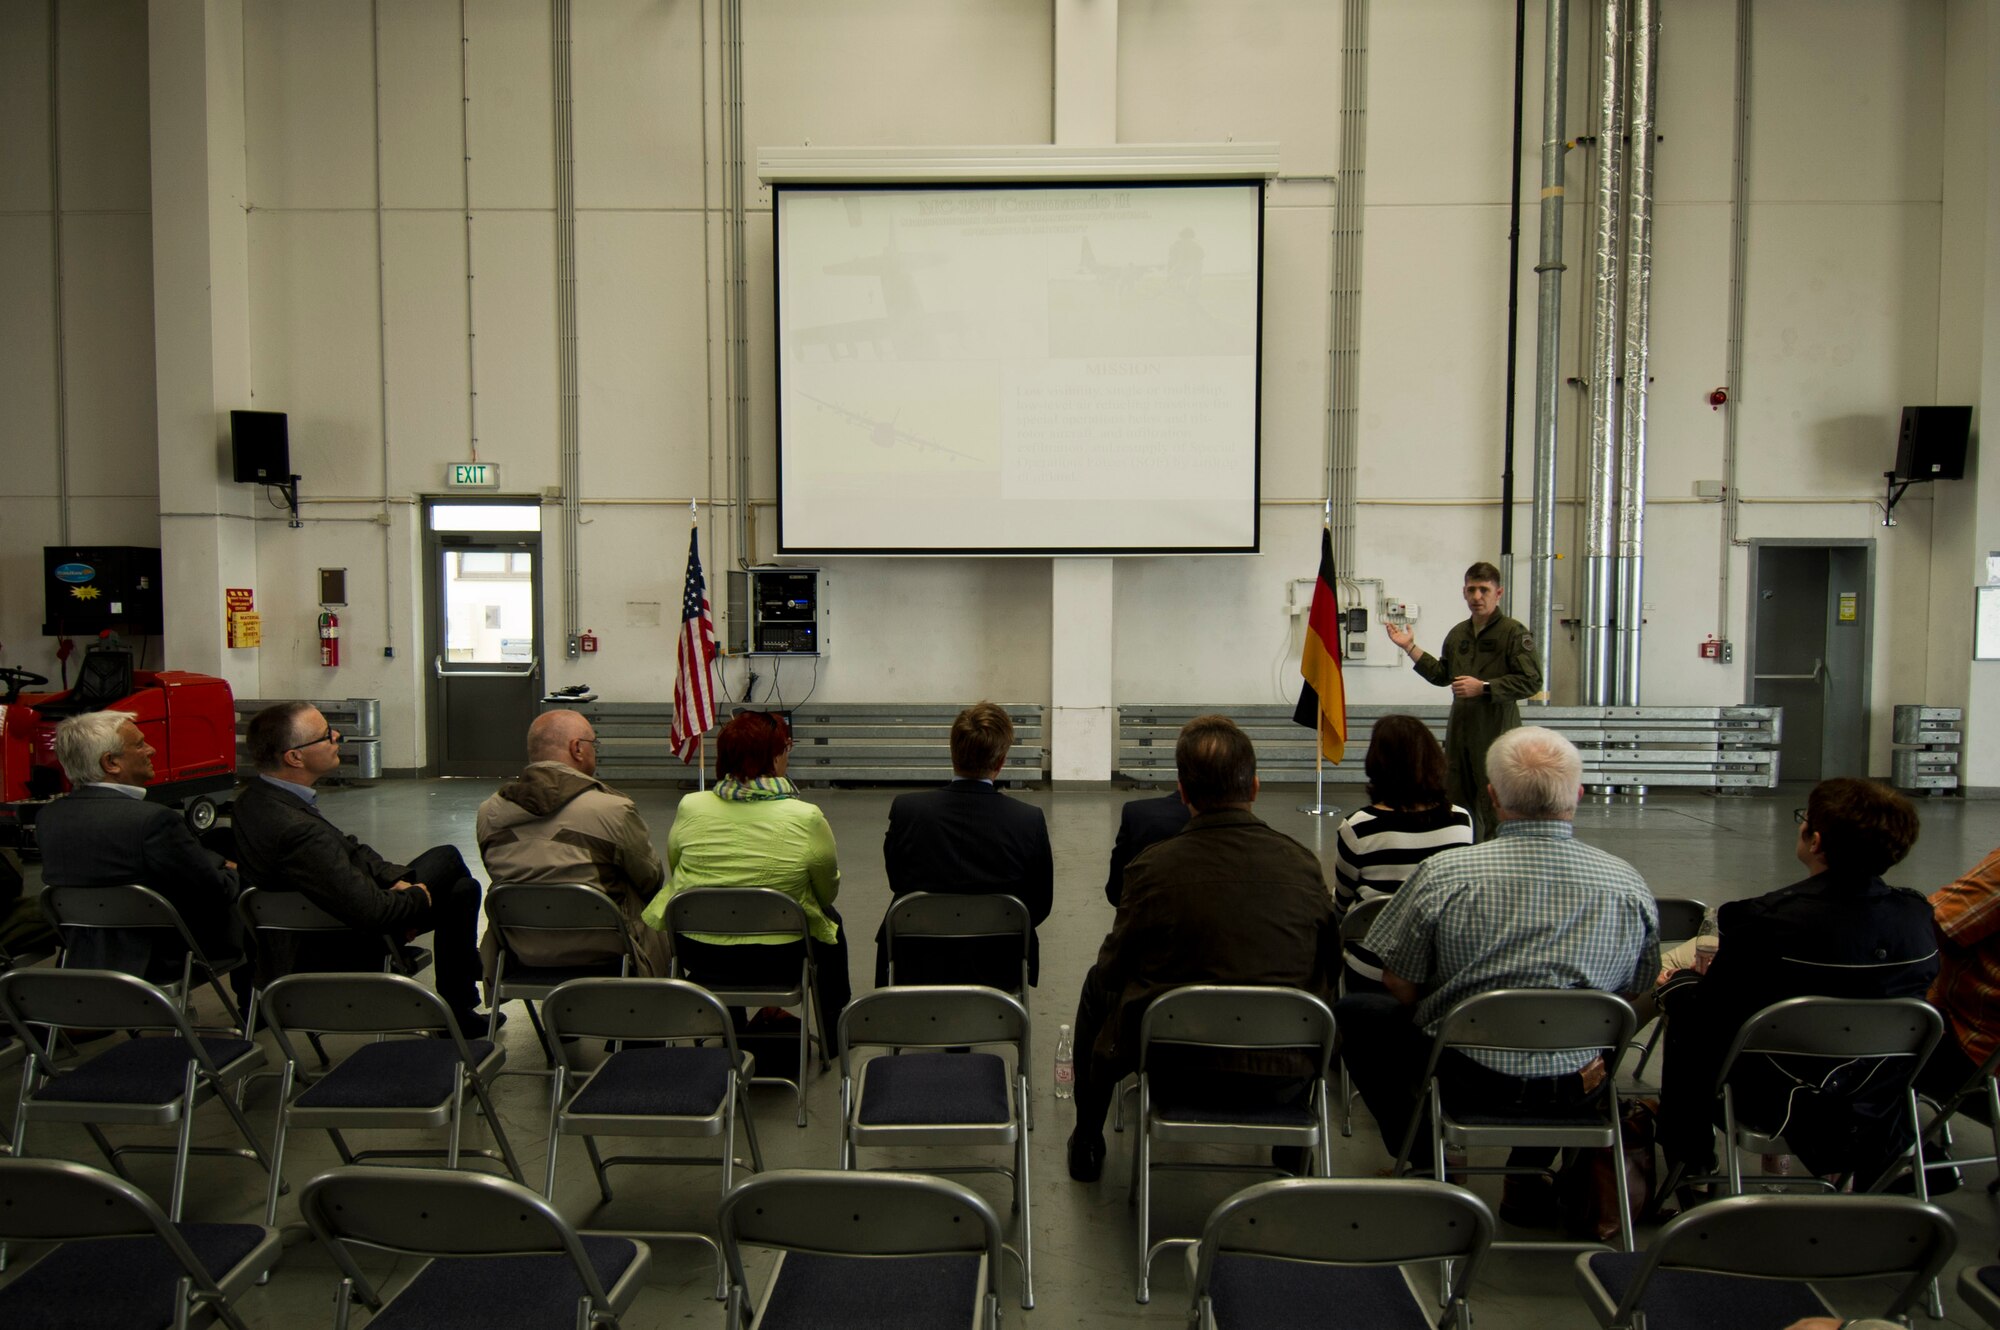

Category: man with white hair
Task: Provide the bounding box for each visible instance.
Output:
[476,708,668,976]
[1338,725,1658,1222]
[36,710,241,979]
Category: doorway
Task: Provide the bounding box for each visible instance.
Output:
[1747,540,1873,782]
[424,501,544,777]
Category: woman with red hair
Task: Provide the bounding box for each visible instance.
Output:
[642,710,850,1043]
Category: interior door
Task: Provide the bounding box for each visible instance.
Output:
[1749,542,1873,782]
[426,503,543,777]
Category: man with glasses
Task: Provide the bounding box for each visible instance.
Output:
[476,708,668,975]
[233,701,494,1032]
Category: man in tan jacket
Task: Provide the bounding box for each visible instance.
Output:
[477,709,669,977]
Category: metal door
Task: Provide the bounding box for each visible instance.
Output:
[425,502,544,777]
[1747,541,1873,782]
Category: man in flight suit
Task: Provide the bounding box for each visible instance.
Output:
[1385,562,1542,839]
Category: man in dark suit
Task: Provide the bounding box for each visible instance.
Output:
[37,710,242,983]
[876,701,1054,990]
[231,701,493,1031]
[1103,791,1188,905]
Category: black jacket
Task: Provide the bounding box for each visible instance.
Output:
[1104,793,1190,905]
[877,779,1054,987]
[232,777,428,934]
[37,784,241,979]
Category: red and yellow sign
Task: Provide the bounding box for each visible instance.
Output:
[225,588,259,649]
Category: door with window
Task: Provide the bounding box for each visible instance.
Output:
[1748,541,1873,783]
[425,502,543,777]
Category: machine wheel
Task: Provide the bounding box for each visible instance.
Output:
[184,796,219,834]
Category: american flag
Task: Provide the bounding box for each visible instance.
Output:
[669,527,719,764]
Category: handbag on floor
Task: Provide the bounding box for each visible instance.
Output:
[1557,1096,1658,1242]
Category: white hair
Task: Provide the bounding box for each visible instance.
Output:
[1486,725,1582,819]
[54,710,132,788]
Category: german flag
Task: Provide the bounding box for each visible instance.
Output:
[1292,528,1347,763]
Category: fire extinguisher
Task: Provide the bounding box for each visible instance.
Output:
[318,610,340,667]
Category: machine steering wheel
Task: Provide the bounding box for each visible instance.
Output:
[0,667,49,706]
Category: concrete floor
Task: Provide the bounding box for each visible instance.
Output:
[10,778,2000,1326]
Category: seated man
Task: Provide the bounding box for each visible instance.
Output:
[1339,726,1657,1216]
[1102,790,1188,907]
[232,701,493,1032]
[1066,715,1337,1182]
[1922,845,2000,1102]
[37,710,242,982]
[477,708,669,976]
[876,701,1053,989]
[1656,778,1937,1185]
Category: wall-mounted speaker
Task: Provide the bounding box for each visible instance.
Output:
[230,409,291,483]
[1893,405,1972,481]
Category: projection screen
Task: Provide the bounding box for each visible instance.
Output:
[773,180,1265,555]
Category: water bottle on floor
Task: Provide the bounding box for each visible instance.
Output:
[1053,1023,1075,1100]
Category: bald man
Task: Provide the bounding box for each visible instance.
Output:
[476,709,669,976]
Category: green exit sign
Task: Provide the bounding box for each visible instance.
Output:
[447,463,500,489]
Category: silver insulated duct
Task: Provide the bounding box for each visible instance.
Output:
[1614,0,1658,705]
[1528,0,1570,700]
[1580,0,1627,705]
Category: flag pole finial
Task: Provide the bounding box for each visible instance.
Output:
[1323,498,1331,528]
[690,497,699,525]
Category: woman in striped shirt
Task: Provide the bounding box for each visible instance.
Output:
[1335,713,1474,991]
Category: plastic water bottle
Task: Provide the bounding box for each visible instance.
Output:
[1053,1023,1075,1100]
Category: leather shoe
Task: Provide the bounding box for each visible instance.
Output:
[1068,1129,1107,1183]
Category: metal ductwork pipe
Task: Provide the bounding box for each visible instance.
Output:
[1580,0,1626,706]
[1614,0,1658,705]
[1527,0,1570,701]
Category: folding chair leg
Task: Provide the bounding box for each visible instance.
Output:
[466,1071,526,1183]
[327,1128,356,1165]
[446,1070,467,1169]
[1339,1058,1355,1137]
[1134,1078,1152,1304]
[1017,1076,1035,1310]
[83,1122,133,1180]
[264,1061,297,1227]
[582,1133,614,1203]
[1609,1105,1637,1252]
[168,1060,203,1221]
[523,1000,559,1069]
[212,1075,280,1177]
[543,1066,567,1199]
[1631,1016,1666,1081]
[738,1076,764,1173]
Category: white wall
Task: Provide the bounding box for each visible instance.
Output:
[1,0,1988,781]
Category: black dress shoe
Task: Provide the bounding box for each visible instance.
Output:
[1068,1129,1107,1183]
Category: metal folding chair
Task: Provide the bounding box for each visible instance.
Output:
[1389,989,1639,1258]
[839,984,1034,1308]
[0,968,276,1221]
[257,971,524,1227]
[235,887,431,1037]
[882,892,1031,998]
[1627,895,1706,1083]
[0,1155,281,1330]
[484,883,637,1068]
[666,887,821,1127]
[1130,984,1337,1304]
[1187,1177,1494,1330]
[1960,1263,2000,1327]
[301,1165,651,1329]
[0,1034,21,1152]
[540,977,763,1297]
[43,882,247,1028]
[1575,1193,1955,1330]
[1917,1038,2000,1194]
[719,1169,1004,1330]
[1336,894,1390,1137]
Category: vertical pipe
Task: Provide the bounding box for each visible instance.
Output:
[1581,0,1626,705]
[458,0,480,463]
[1717,0,1752,651]
[552,0,581,655]
[1499,0,1528,592]
[1529,0,1570,702]
[370,1,395,654]
[48,0,71,545]
[1614,0,1658,705]
[1326,0,1369,583]
[723,0,752,568]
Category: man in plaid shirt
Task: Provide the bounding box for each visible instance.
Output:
[1340,726,1658,1213]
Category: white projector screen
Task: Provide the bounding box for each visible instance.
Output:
[774,180,1265,555]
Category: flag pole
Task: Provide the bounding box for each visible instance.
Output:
[692,498,706,792]
[1300,499,1340,820]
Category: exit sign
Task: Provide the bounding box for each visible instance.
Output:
[447,463,500,489]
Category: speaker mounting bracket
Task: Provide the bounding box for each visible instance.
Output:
[1880,470,1919,528]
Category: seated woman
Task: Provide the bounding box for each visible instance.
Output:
[1333,714,1473,994]
[641,711,850,1046]
[1656,777,1938,1186]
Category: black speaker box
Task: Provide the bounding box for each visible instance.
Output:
[1893,405,1972,481]
[43,546,165,636]
[231,409,291,483]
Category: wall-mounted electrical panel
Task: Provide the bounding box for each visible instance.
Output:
[726,566,820,656]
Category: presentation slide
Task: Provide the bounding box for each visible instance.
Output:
[774,181,1264,554]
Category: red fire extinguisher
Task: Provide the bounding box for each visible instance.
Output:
[318,610,340,667]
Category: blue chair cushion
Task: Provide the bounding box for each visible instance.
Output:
[568,1046,734,1117]
[33,1036,257,1104]
[367,1235,641,1330]
[0,1222,267,1330]
[858,1053,1009,1126]
[1209,1256,1432,1330]
[757,1252,983,1328]
[295,1038,496,1110]
[1585,1251,1831,1327]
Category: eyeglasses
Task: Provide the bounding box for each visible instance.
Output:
[288,728,341,753]
[1792,808,1807,826]
[574,737,599,749]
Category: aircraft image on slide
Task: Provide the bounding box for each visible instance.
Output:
[795,390,979,463]
[790,240,968,362]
